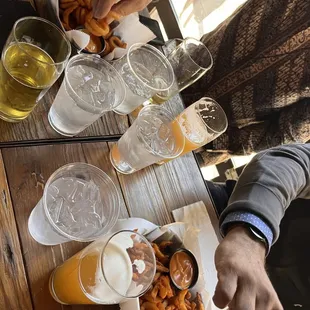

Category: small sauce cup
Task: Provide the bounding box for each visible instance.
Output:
[169,248,199,290]
[72,28,106,55]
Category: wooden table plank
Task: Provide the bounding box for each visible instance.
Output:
[107,142,172,225]
[0,152,33,310]
[2,144,127,310]
[153,154,220,238]
[81,142,129,219]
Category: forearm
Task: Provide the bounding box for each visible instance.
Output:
[220,144,310,243]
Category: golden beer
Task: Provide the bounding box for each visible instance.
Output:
[157,98,228,164]
[0,43,56,121]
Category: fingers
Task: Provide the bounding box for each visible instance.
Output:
[93,0,151,19]
[112,0,152,17]
[213,272,237,309]
[230,287,255,310]
[256,289,283,310]
[93,0,118,19]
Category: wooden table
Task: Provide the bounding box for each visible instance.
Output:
[0,1,219,309]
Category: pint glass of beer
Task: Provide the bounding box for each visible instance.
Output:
[0,17,71,122]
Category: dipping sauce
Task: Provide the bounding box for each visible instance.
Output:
[82,30,103,54]
[169,249,197,289]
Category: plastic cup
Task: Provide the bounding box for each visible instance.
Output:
[110,105,185,174]
[28,163,120,245]
[112,43,175,115]
[48,54,126,136]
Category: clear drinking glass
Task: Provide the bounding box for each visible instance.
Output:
[28,163,120,245]
[159,97,228,164]
[110,105,185,174]
[112,43,175,115]
[48,54,126,137]
[49,230,156,305]
[0,17,71,122]
[151,38,213,104]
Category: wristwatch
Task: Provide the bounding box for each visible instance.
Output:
[248,226,268,249]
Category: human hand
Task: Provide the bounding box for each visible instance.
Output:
[92,0,151,19]
[213,226,283,310]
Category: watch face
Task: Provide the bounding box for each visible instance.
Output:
[249,227,266,243]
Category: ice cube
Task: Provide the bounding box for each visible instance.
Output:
[134,63,153,84]
[93,201,105,224]
[164,135,176,154]
[151,129,176,156]
[83,71,94,83]
[158,123,171,142]
[68,183,79,202]
[60,177,75,191]
[84,212,101,230]
[139,119,158,137]
[69,66,87,91]
[48,196,64,223]
[54,197,64,223]
[70,199,85,216]
[87,180,100,202]
[76,64,86,77]
[58,204,76,229]
[90,79,100,93]
[50,185,59,196]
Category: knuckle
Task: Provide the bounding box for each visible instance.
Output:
[257,289,280,309]
[218,271,230,282]
[239,273,257,288]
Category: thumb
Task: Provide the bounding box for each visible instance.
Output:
[93,0,117,19]
[213,272,238,309]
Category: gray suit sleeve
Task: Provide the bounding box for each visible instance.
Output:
[219,143,310,243]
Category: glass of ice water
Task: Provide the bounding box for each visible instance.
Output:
[48,54,126,137]
[110,105,185,174]
[28,163,120,245]
[112,43,175,115]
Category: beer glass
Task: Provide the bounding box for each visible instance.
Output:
[159,98,228,164]
[0,17,71,122]
[152,38,213,104]
[49,230,156,305]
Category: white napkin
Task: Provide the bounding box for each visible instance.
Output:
[103,13,156,61]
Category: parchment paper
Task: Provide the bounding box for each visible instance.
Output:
[103,13,156,61]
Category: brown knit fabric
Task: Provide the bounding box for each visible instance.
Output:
[183,0,310,165]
